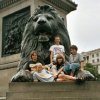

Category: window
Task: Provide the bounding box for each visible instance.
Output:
[92,54,94,58]
[87,56,89,60]
[97,59,99,62]
[96,53,99,57]
[92,60,95,63]
[83,57,86,60]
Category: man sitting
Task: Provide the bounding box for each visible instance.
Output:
[64,45,84,76]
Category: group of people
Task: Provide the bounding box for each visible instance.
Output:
[25,36,84,82]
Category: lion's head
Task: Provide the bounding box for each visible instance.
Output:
[19,5,71,69]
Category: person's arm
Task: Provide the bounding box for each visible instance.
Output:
[57,67,64,74]
[80,61,84,70]
[63,46,65,56]
[79,54,84,70]
[50,51,54,64]
[43,65,51,71]
[49,46,54,64]
[51,65,58,78]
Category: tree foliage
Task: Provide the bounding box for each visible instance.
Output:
[84,63,100,80]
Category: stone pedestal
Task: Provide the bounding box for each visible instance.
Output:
[0,0,77,97]
[6,81,100,100]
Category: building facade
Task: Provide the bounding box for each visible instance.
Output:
[82,48,100,74]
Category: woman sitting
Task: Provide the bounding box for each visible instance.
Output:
[51,55,78,82]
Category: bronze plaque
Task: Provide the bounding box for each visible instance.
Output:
[2,6,30,56]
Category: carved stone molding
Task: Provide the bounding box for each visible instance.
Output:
[0,61,18,70]
[0,0,21,9]
[47,0,77,13]
[0,0,77,13]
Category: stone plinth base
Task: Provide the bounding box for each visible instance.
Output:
[0,68,16,97]
[6,81,100,100]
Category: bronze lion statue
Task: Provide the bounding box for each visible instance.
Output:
[11,5,71,82]
[11,5,95,82]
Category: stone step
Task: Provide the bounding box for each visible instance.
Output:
[9,81,100,92]
[6,91,100,100]
[6,97,100,100]
[0,97,6,100]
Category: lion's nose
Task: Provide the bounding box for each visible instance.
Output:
[38,19,46,25]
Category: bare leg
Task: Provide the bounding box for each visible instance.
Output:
[56,78,64,82]
[64,74,76,80]
[58,74,76,81]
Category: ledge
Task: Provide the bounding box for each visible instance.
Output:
[0,61,18,70]
[8,81,100,100]
[9,81,100,92]
[0,0,77,13]
[47,0,77,13]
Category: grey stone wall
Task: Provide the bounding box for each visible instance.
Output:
[0,67,16,97]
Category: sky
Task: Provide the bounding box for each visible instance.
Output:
[67,0,100,53]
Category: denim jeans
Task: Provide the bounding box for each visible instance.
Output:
[64,63,80,75]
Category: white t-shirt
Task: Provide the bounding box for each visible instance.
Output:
[33,69,54,82]
[49,45,65,61]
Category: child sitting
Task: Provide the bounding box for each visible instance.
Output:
[31,63,54,82]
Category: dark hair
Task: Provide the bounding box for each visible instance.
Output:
[70,45,78,51]
[54,35,61,39]
[30,51,38,59]
[56,54,64,64]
